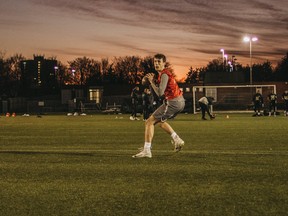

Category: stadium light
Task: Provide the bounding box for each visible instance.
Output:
[220,49,225,70]
[243,36,258,85]
[224,54,228,71]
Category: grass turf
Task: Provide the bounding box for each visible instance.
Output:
[0,113,288,216]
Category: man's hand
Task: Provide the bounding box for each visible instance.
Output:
[146,73,155,83]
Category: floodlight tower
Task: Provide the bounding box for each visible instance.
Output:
[243,36,258,85]
[220,49,225,71]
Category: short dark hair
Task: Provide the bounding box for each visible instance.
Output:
[154,53,166,62]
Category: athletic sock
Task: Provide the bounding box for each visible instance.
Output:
[144,142,151,151]
[171,132,178,140]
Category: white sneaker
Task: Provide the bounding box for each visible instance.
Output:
[172,137,185,152]
[130,116,135,120]
[132,149,152,158]
[135,117,140,121]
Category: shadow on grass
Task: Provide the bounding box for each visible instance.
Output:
[0,150,95,157]
[0,150,148,158]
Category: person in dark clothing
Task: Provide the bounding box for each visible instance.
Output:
[198,96,215,120]
[252,90,263,116]
[267,91,277,117]
[282,90,288,116]
[130,86,140,120]
[142,88,154,121]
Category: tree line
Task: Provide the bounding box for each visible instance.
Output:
[0,52,156,86]
[1,50,287,89]
[185,53,288,83]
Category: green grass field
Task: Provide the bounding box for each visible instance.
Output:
[1,113,288,216]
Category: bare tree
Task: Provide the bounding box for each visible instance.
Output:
[6,54,26,81]
[185,67,198,83]
[68,56,95,85]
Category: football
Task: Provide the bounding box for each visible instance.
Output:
[141,75,150,86]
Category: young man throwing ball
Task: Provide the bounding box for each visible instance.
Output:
[132,54,185,158]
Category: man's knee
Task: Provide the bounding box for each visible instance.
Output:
[147,115,161,126]
[158,122,164,128]
[145,116,155,126]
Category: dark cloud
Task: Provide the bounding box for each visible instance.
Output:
[30,0,288,35]
[1,0,287,77]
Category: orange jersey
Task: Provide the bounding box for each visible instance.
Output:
[157,69,182,100]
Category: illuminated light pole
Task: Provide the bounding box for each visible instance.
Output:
[243,36,258,85]
[54,66,58,76]
[224,54,228,72]
[227,61,233,72]
[220,49,225,71]
[72,69,76,76]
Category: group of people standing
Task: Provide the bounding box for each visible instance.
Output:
[129,86,157,121]
[253,90,288,116]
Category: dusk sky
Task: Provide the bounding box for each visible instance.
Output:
[0,0,287,79]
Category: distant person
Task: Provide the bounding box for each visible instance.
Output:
[252,90,263,116]
[267,91,277,117]
[132,53,185,158]
[130,86,140,120]
[78,100,85,114]
[282,90,288,116]
[142,88,154,121]
[198,96,215,120]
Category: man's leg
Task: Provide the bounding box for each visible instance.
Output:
[145,115,157,142]
[205,105,215,119]
[133,103,139,120]
[132,115,157,158]
[143,107,146,120]
[256,103,260,115]
[144,115,184,149]
[199,103,206,119]
[130,103,135,120]
[158,121,184,152]
[158,121,174,135]
[134,103,137,117]
[133,98,184,158]
[258,104,262,115]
